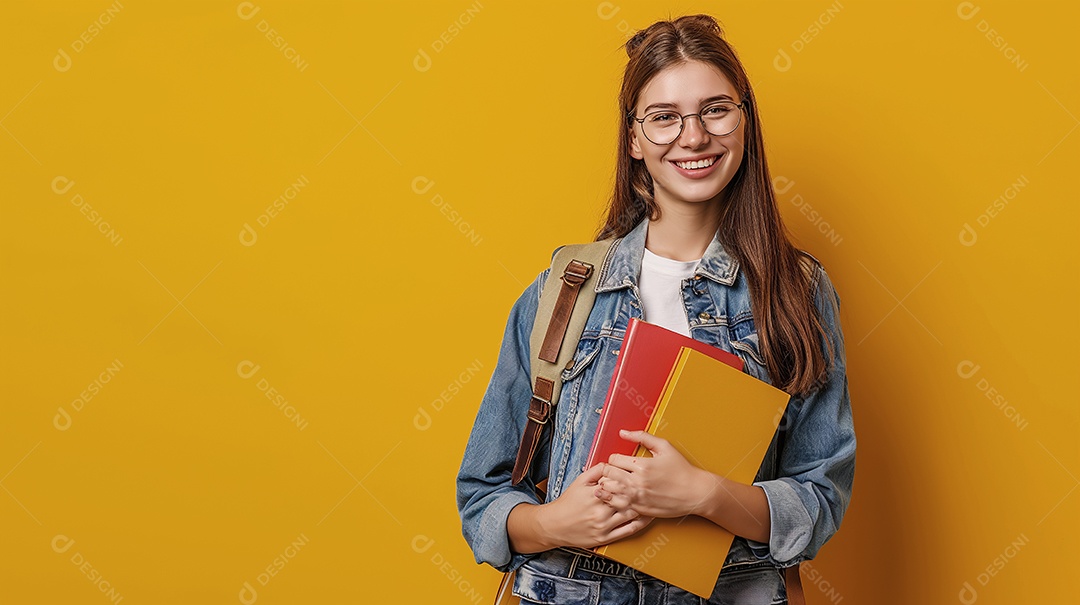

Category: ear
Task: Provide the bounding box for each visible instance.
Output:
[629,126,644,160]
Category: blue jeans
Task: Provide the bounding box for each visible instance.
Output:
[513,548,788,605]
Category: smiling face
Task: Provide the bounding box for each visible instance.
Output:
[629,60,747,210]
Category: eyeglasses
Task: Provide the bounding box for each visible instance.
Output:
[628,100,747,145]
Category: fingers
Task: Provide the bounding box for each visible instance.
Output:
[609,507,640,526]
[597,475,625,495]
[600,460,630,484]
[607,493,632,512]
[578,462,607,485]
[619,429,668,454]
[594,484,632,511]
[609,455,639,475]
[594,504,640,533]
[604,515,655,543]
[596,470,633,509]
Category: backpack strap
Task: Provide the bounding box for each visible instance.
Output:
[510,238,617,486]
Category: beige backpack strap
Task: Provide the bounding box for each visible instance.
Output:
[510,238,616,486]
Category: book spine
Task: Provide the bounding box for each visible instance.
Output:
[585,322,637,467]
[633,346,690,458]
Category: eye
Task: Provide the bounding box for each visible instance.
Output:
[703,104,732,115]
[647,112,679,123]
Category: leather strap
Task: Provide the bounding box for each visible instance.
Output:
[511,377,554,484]
[494,569,516,605]
[785,564,805,604]
[510,239,616,487]
[538,260,594,363]
[513,259,594,484]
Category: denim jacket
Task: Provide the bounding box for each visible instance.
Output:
[456,216,856,588]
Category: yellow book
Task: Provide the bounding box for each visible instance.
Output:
[593,346,791,598]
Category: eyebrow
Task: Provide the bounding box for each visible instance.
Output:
[643,94,735,113]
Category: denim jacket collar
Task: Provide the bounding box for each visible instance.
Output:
[595,215,741,293]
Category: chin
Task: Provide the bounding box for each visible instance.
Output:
[672,186,728,204]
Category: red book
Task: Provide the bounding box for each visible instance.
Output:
[584,318,745,468]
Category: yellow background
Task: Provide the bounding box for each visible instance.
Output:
[1,1,1076,603]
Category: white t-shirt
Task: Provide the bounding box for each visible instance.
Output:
[638,247,701,337]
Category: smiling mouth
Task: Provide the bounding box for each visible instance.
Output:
[671,155,720,170]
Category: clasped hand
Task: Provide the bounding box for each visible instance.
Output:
[595,429,713,518]
[541,429,713,550]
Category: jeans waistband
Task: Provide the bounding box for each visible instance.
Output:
[553,547,644,580]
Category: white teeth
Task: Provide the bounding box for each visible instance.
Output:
[674,155,718,170]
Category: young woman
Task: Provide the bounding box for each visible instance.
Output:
[457,14,855,604]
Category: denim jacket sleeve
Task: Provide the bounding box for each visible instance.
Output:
[455,266,552,574]
[745,264,856,567]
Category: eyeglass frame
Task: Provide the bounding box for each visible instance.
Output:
[627,99,748,145]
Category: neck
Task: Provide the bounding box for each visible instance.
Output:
[645,193,724,261]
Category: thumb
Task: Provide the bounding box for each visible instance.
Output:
[620,429,668,454]
[578,462,606,484]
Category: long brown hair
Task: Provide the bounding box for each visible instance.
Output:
[597,14,835,396]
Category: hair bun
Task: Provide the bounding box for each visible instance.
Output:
[625,30,648,57]
[683,14,724,38]
[624,14,725,57]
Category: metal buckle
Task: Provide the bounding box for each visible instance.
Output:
[527,396,550,424]
[561,260,593,286]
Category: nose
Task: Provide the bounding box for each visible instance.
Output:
[678,114,709,148]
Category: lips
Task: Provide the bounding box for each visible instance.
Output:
[667,153,724,180]
[671,155,720,170]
